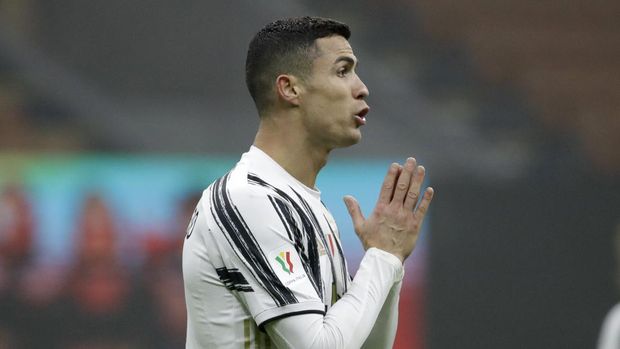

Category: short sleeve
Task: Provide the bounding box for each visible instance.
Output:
[204,175,326,328]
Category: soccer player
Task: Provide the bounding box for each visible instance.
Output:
[183,16,434,348]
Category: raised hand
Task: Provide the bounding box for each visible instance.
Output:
[343,158,434,263]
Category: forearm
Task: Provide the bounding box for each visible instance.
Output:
[266,248,403,349]
[361,278,402,349]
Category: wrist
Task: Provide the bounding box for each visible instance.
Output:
[365,246,404,264]
[365,248,405,283]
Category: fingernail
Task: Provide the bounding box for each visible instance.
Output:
[406,158,415,169]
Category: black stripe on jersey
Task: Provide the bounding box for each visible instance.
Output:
[210,173,297,306]
[323,214,348,294]
[258,309,326,331]
[267,195,294,242]
[215,267,254,292]
[267,193,323,298]
[291,190,340,295]
[248,174,323,300]
[185,208,199,240]
[267,195,308,262]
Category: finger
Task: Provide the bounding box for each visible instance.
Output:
[343,195,365,232]
[391,157,416,205]
[403,165,426,211]
[413,187,434,224]
[377,163,401,205]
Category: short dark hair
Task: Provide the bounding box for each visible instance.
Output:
[245,16,351,114]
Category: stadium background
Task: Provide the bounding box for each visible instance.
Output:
[0,1,619,348]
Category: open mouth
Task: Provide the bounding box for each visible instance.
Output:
[354,107,370,126]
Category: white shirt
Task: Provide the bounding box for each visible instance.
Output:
[599,303,620,349]
[183,146,403,348]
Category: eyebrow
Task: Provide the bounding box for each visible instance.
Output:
[334,56,357,67]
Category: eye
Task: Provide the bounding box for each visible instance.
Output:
[337,66,350,77]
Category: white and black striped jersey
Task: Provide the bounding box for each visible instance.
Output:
[183,146,351,348]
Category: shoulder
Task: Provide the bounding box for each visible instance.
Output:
[205,168,292,222]
[203,170,298,251]
[213,170,275,205]
[215,158,294,200]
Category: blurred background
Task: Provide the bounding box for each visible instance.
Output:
[0,0,619,348]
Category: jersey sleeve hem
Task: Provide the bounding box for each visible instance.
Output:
[366,247,405,282]
[255,301,326,330]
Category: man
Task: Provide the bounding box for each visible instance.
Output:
[183,16,434,348]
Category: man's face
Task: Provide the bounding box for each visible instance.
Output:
[298,35,370,150]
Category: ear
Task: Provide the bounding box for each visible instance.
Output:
[275,74,302,106]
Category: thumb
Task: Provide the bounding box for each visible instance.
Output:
[343,195,364,231]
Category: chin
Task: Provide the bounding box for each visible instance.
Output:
[337,132,362,148]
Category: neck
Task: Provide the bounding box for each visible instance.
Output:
[253,112,329,188]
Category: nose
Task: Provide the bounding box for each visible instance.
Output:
[354,74,369,100]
